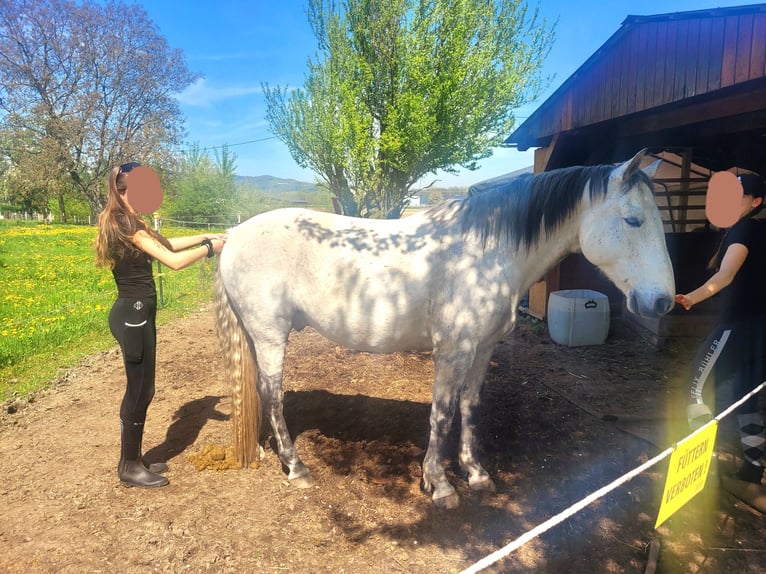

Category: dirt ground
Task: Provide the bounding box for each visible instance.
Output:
[1,305,764,574]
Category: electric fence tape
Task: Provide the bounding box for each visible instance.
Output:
[460,381,766,574]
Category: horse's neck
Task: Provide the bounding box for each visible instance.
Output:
[513,216,581,293]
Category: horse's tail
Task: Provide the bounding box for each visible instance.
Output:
[214,266,261,467]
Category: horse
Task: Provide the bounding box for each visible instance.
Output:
[214,148,675,509]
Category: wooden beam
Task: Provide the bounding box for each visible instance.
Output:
[533,133,560,173]
[528,135,563,320]
[619,86,766,135]
[678,149,692,232]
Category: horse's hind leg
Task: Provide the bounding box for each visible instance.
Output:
[458,347,495,492]
[255,341,315,488]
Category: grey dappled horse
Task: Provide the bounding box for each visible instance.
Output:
[215,149,675,509]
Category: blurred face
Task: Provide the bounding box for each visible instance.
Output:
[120,164,163,214]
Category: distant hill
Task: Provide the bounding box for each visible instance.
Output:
[236,175,319,194]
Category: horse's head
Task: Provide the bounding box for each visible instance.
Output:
[579,149,675,318]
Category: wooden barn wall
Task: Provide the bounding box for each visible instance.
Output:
[534,11,766,138]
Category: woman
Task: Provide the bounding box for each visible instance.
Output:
[94,161,226,488]
[675,172,766,489]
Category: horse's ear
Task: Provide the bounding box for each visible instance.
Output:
[642,159,662,179]
[612,148,648,182]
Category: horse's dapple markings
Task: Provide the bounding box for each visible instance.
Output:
[216,149,675,509]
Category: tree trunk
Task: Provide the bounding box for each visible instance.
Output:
[57,192,67,224]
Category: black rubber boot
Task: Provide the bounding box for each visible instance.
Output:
[144,460,168,474]
[118,420,169,488]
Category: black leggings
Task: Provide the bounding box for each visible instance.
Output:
[688,316,766,467]
[689,317,766,414]
[109,297,157,425]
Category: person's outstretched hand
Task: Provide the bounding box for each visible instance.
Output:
[675,293,693,311]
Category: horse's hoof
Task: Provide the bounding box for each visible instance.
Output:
[469,477,496,492]
[289,474,316,489]
[432,491,460,510]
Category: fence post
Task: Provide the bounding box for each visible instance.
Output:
[153,212,164,308]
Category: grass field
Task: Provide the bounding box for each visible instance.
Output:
[0,220,218,401]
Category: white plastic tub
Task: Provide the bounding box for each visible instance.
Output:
[547,289,610,347]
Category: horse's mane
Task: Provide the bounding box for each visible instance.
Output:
[445,164,652,250]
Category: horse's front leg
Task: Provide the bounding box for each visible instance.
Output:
[422,352,473,509]
[458,347,495,492]
[256,344,315,488]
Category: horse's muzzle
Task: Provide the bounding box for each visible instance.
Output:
[629,291,673,318]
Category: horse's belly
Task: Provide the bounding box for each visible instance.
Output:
[303,304,432,353]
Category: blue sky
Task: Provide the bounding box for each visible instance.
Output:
[138,0,753,187]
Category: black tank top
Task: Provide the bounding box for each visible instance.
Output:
[112,248,156,299]
[110,214,162,299]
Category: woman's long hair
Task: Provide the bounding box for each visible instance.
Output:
[94,165,169,269]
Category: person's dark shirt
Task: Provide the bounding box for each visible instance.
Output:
[111,214,158,299]
[112,247,156,299]
[720,217,766,321]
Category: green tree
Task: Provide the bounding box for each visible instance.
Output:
[165,143,239,225]
[0,0,198,219]
[264,0,553,218]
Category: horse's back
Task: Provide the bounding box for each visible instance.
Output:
[219,208,439,352]
[222,208,433,275]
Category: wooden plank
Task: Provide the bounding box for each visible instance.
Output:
[695,17,713,96]
[684,18,701,98]
[533,134,560,173]
[678,149,692,233]
[663,20,678,104]
[644,22,663,109]
[637,22,652,112]
[735,14,754,84]
[750,13,766,80]
[564,89,573,132]
[707,16,725,91]
[673,19,690,101]
[652,20,668,108]
[626,28,640,114]
[528,142,563,320]
[571,78,581,128]
[609,45,622,119]
[527,280,547,320]
[593,58,606,125]
[721,15,739,87]
[618,35,631,117]
[613,47,625,117]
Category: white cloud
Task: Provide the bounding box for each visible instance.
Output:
[176,77,263,107]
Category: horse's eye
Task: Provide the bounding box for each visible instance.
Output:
[624,217,642,228]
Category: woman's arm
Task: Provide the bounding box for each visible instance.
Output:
[131,230,225,271]
[165,233,226,252]
[675,243,749,310]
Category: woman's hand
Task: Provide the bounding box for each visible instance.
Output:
[210,236,226,254]
[675,293,693,311]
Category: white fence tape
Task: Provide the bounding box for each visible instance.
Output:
[460,381,766,574]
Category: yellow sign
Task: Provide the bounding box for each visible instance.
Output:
[655,421,718,528]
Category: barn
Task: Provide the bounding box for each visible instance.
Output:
[505,3,766,343]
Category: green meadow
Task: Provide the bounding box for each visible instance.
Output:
[0,221,218,401]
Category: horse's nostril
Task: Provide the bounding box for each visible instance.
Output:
[655,296,672,315]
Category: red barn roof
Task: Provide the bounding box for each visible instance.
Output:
[506,3,766,174]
